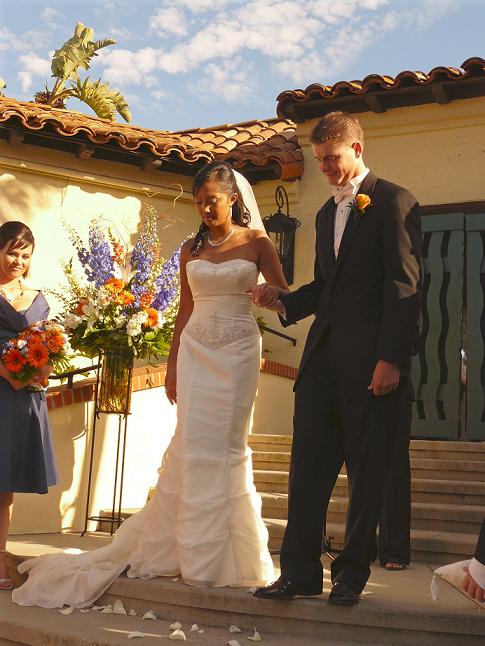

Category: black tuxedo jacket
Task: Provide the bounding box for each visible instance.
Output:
[280,171,422,397]
[475,518,485,565]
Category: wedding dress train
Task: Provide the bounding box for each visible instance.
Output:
[13,258,274,608]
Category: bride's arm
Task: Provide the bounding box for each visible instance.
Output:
[165,241,194,404]
[252,233,289,312]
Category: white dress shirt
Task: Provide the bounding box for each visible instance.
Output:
[332,168,370,257]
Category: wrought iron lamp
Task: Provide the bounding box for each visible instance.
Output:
[263,185,300,285]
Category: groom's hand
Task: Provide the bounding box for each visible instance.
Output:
[250,283,281,307]
[368,360,400,396]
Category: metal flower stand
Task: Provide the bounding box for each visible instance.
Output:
[81,348,135,536]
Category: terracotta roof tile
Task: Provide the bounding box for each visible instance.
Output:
[0,98,303,180]
[277,57,485,121]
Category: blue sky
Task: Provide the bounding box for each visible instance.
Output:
[0,0,484,132]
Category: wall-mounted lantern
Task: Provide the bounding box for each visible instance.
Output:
[263,185,300,285]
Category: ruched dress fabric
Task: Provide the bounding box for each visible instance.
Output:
[13,259,274,608]
[0,292,57,493]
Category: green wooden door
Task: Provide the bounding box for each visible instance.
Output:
[411,214,464,439]
[464,213,485,440]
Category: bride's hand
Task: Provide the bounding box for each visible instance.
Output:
[248,283,281,307]
[164,367,177,405]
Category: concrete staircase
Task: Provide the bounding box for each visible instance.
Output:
[249,434,485,564]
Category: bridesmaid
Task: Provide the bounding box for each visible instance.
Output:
[0,221,57,590]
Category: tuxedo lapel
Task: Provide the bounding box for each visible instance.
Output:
[334,171,377,274]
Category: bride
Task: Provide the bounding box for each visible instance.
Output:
[12,161,289,608]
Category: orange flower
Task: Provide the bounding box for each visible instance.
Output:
[140,290,154,309]
[3,348,25,373]
[145,308,158,328]
[46,337,62,352]
[115,291,135,306]
[105,278,124,294]
[27,343,49,368]
[28,332,43,345]
[112,242,125,265]
[354,193,372,213]
[74,301,87,316]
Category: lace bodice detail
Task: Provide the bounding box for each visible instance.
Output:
[184,259,260,350]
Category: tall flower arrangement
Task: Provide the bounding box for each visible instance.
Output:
[59,207,180,362]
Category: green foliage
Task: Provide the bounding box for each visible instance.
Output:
[35,22,131,123]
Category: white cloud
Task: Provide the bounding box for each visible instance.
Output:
[18,52,51,76]
[17,71,33,93]
[41,6,63,28]
[100,47,159,86]
[16,52,51,94]
[151,89,167,100]
[149,7,189,37]
[106,26,137,41]
[195,57,255,104]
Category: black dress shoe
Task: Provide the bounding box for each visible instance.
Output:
[253,576,322,600]
[328,582,360,606]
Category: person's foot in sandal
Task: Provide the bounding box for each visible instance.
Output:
[384,560,407,571]
[0,550,14,590]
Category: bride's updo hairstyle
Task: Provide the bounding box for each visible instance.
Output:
[190,161,250,257]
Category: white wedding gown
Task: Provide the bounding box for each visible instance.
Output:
[13,258,274,608]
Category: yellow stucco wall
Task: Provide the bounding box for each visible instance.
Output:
[268,96,485,368]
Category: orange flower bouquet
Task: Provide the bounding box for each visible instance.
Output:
[1,320,72,388]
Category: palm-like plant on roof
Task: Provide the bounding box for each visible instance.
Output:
[34,22,131,123]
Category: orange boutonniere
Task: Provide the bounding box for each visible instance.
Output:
[352,193,372,215]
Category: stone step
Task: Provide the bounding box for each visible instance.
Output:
[265,518,479,564]
[251,451,485,481]
[261,494,484,535]
[95,565,485,646]
[249,435,485,461]
[4,534,484,646]
[253,469,485,505]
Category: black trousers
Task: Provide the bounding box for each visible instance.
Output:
[280,333,409,593]
[374,394,411,565]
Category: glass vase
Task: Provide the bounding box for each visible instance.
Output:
[97,347,134,415]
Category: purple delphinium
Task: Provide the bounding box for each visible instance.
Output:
[130,242,154,307]
[85,226,115,287]
[152,247,180,312]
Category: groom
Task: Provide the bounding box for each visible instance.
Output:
[253,111,422,605]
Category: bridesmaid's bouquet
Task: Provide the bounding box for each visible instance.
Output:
[1,320,72,386]
[57,207,180,361]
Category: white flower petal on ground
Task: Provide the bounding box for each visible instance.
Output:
[197,629,205,634]
[80,609,90,614]
[142,610,158,621]
[189,624,199,632]
[128,609,138,616]
[127,632,145,639]
[113,599,127,615]
[58,606,74,615]
[248,628,261,641]
[169,629,186,640]
[227,641,242,646]
[247,587,256,594]
[91,605,105,611]
[101,605,113,614]
[229,625,242,633]
[169,621,182,630]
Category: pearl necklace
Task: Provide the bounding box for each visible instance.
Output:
[207,227,235,247]
[0,279,24,302]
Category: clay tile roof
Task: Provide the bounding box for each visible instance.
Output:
[277,57,485,122]
[0,98,303,180]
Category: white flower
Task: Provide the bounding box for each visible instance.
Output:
[62,313,82,331]
[113,316,126,329]
[96,289,111,307]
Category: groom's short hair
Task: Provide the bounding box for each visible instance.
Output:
[310,111,364,146]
